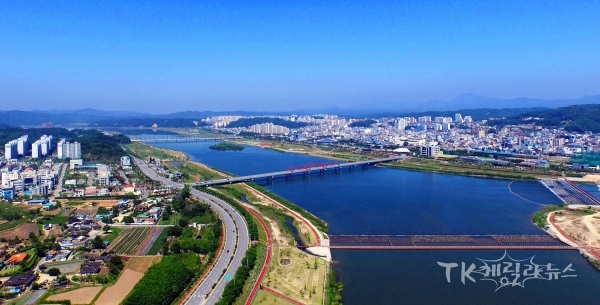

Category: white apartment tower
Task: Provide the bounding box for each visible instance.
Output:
[455,113,463,124]
[57,139,65,159]
[32,140,42,158]
[59,141,81,159]
[396,118,407,130]
[17,135,28,156]
[4,140,17,159]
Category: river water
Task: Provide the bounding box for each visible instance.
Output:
[148,140,600,304]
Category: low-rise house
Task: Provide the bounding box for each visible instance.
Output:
[4,271,35,289]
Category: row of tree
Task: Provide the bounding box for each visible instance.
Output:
[122,254,196,305]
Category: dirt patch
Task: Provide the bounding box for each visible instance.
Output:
[95,269,144,305]
[0,223,39,240]
[126,256,162,273]
[46,286,103,304]
[554,210,600,248]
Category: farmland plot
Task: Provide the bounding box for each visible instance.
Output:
[108,227,155,255]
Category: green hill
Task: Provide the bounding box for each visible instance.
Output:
[490,104,600,132]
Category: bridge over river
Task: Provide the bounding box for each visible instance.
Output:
[325,234,572,250]
[192,156,403,187]
[130,136,241,143]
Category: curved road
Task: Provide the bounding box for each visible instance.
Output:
[132,157,249,305]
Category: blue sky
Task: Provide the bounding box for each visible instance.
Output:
[1,1,599,113]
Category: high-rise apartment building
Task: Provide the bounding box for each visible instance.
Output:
[396,118,407,130]
[4,140,17,159]
[455,113,463,123]
[58,140,81,159]
[17,135,28,156]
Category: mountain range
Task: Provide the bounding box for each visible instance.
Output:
[1,94,598,126]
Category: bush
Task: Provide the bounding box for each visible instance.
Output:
[48,267,61,276]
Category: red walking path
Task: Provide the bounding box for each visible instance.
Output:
[549,212,600,260]
[244,204,272,305]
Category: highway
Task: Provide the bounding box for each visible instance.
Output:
[132,156,249,305]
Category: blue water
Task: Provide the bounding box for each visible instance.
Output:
[148,140,600,304]
[576,182,600,201]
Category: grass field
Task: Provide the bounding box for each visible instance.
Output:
[0,219,26,231]
[263,247,327,305]
[44,215,68,225]
[146,228,169,255]
[253,290,295,305]
[158,212,180,225]
[127,142,181,160]
[105,227,124,243]
[384,158,558,180]
[108,227,153,255]
[65,201,85,206]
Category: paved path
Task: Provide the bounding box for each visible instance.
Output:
[132,156,249,305]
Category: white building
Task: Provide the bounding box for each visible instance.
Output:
[250,123,290,135]
[60,142,81,159]
[396,118,407,131]
[17,135,28,156]
[455,113,463,124]
[97,164,111,186]
[4,140,17,159]
[57,139,65,159]
[32,140,42,159]
[420,144,441,157]
[121,156,131,168]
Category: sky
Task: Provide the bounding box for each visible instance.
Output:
[1,0,599,113]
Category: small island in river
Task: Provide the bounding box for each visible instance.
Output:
[209,142,245,151]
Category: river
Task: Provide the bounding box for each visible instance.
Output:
[148,140,600,304]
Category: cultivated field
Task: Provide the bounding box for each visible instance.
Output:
[0,223,39,240]
[108,227,156,255]
[46,286,103,304]
[126,256,162,273]
[95,269,144,305]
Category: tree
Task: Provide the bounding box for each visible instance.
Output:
[97,207,109,214]
[123,216,135,224]
[170,240,181,253]
[48,268,61,276]
[112,206,120,218]
[92,236,104,249]
[178,218,189,228]
[102,225,111,233]
[181,184,191,200]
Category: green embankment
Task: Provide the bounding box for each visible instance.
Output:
[247,182,328,233]
[531,204,566,228]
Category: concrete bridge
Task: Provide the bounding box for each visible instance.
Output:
[541,178,600,205]
[325,234,572,250]
[192,156,402,187]
[131,136,241,143]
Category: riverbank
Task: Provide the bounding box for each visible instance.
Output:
[384,157,564,180]
[127,141,334,304]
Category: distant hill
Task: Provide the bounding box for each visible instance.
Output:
[490,104,600,133]
[358,94,600,112]
[89,118,209,128]
[348,107,547,121]
[226,118,308,128]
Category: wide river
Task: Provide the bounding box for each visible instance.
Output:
[149,140,600,304]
